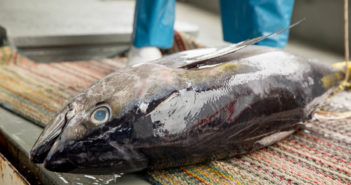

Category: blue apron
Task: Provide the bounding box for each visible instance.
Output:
[132,0,175,49]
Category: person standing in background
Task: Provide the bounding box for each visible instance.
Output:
[128,0,295,65]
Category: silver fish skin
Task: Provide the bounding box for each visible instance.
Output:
[30,45,342,174]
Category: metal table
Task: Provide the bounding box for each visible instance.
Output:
[0,108,151,184]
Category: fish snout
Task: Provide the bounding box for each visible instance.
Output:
[30,142,52,163]
[30,107,69,163]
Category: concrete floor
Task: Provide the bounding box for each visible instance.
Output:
[175,2,345,65]
[0,0,198,62]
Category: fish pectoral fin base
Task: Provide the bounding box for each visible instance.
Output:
[179,19,305,69]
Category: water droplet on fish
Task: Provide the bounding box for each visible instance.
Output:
[84,175,96,180]
[55,172,123,184]
[304,130,311,134]
[305,123,312,128]
[58,175,69,184]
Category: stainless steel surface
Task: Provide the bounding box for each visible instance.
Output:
[0,108,150,185]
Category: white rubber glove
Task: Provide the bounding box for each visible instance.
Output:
[128,46,162,66]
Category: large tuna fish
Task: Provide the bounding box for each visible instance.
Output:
[30,22,346,174]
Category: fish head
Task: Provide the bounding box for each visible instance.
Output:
[30,71,149,173]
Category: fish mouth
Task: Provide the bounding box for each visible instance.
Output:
[43,154,148,174]
[44,156,76,172]
[42,139,149,174]
[30,107,69,163]
[42,141,76,172]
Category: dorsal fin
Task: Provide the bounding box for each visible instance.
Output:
[155,19,304,69]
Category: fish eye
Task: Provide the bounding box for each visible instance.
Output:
[90,106,111,125]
